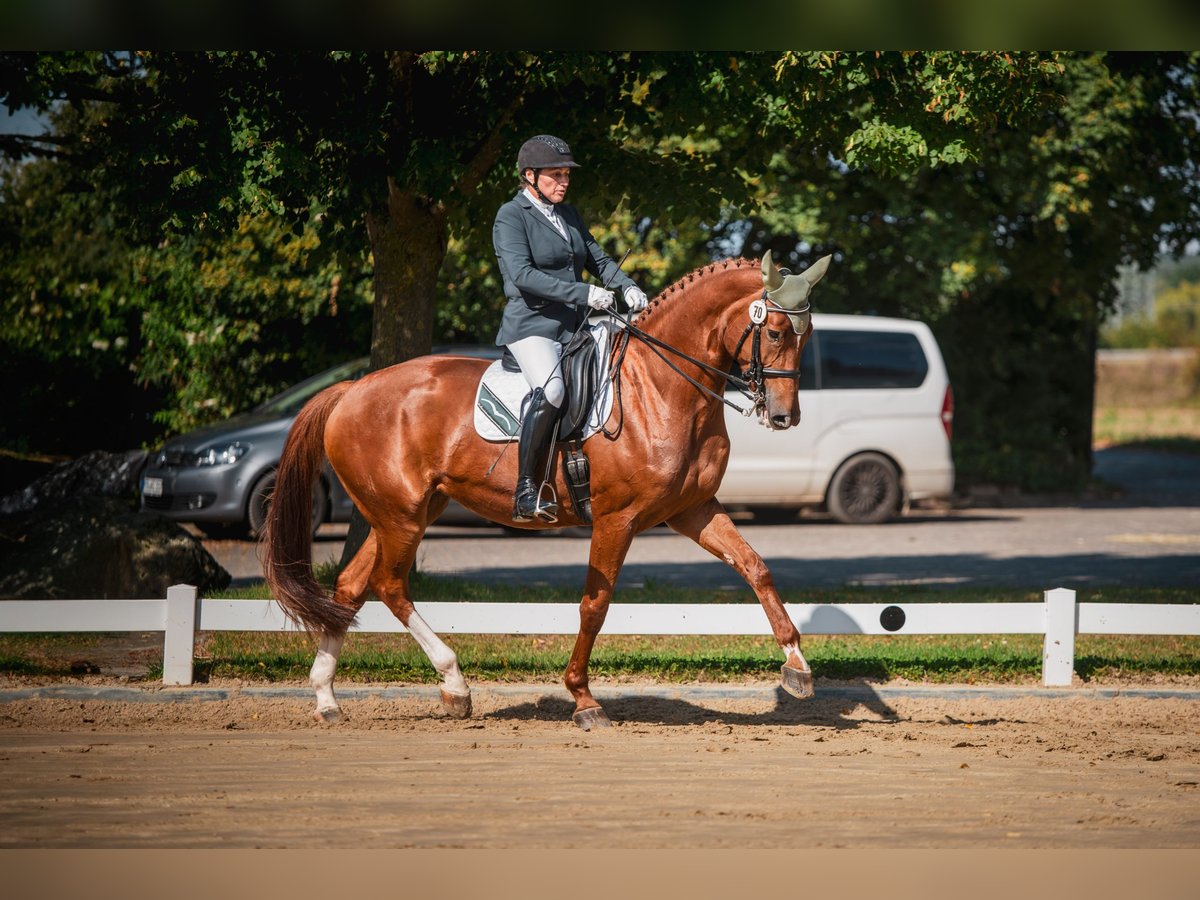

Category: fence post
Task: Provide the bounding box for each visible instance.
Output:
[1042,587,1077,687]
[163,584,198,686]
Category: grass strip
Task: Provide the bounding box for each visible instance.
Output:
[3,580,1196,684]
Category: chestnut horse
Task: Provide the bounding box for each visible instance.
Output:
[262,251,830,729]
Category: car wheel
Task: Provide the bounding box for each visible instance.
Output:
[246,471,277,540]
[247,471,328,539]
[827,452,901,524]
[310,478,329,536]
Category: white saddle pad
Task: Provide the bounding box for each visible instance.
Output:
[473,320,616,443]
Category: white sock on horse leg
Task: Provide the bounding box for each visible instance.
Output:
[311,631,346,711]
[782,641,811,671]
[404,609,470,696]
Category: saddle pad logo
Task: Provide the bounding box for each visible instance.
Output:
[477,383,520,438]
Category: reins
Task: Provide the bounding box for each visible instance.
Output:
[604,288,809,423]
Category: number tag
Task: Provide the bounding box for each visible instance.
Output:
[749,299,767,325]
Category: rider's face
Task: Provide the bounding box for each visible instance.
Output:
[528,167,571,203]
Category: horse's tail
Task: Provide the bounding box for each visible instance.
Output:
[261,381,360,635]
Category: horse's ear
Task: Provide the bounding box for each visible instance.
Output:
[761,250,784,292]
[800,254,832,287]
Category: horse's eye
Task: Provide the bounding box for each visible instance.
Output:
[767,329,782,341]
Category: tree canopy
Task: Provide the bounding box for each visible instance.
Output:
[3,50,1198,496]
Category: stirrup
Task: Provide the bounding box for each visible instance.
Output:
[536,482,559,524]
[512,480,558,524]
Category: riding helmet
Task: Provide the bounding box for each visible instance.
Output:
[517,135,580,172]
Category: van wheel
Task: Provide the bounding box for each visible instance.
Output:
[247,471,328,539]
[827,453,900,524]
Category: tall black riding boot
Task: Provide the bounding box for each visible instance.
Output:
[512,388,559,523]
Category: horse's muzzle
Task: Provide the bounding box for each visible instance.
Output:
[761,408,801,430]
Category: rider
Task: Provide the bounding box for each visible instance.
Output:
[493,134,648,523]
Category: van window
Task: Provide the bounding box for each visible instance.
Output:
[817,330,928,389]
[799,339,817,390]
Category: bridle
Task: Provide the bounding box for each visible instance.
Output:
[729,293,811,406]
[604,287,810,424]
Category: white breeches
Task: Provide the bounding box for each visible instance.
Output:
[507,334,566,409]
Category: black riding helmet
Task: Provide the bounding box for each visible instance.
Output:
[517,134,580,173]
[518,135,579,204]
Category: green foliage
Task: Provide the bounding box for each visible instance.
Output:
[0,148,372,446]
[1155,255,1200,292]
[4,49,1200,496]
[133,213,372,434]
[435,234,505,345]
[1103,280,1200,350]
[729,52,1200,490]
[0,113,166,456]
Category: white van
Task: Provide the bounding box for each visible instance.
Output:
[719,313,955,523]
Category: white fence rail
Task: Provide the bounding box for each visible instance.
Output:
[1,585,1197,688]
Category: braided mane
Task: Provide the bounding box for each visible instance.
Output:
[633,257,760,325]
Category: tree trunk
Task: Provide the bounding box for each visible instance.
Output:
[1076,295,1099,480]
[339,181,448,568]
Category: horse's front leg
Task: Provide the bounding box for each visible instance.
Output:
[667,498,814,699]
[564,520,636,729]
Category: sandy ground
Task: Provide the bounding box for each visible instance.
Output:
[0,677,1197,849]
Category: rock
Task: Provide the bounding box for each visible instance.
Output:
[0,495,231,600]
[0,449,149,516]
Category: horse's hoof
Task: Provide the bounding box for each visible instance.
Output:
[781,664,814,699]
[440,688,473,719]
[314,706,344,725]
[572,706,612,730]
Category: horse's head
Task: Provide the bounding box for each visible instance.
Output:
[730,250,830,430]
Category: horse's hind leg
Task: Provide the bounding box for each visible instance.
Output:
[667,499,813,699]
[370,500,472,719]
[311,533,377,724]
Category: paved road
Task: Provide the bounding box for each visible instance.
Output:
[206,446,1200,592]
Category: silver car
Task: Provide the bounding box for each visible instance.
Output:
[140,348,501,538]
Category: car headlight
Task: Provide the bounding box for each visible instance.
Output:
[195,443,249,467]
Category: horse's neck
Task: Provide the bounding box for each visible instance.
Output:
[622,265,756,411]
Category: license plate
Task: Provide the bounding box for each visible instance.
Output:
[143,476,163,498]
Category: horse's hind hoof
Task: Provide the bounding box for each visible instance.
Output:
[440,688,473,719]
[314,706,345,725]
[781,664,814,699]
[572,706,612,730]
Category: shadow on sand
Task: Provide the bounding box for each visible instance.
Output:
[485,683,901,731]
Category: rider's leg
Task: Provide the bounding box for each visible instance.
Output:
[507,336,565,523]
[512,387,559,522]
[508,334,566,408]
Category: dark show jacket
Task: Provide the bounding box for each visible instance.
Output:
[493,189,636,346]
